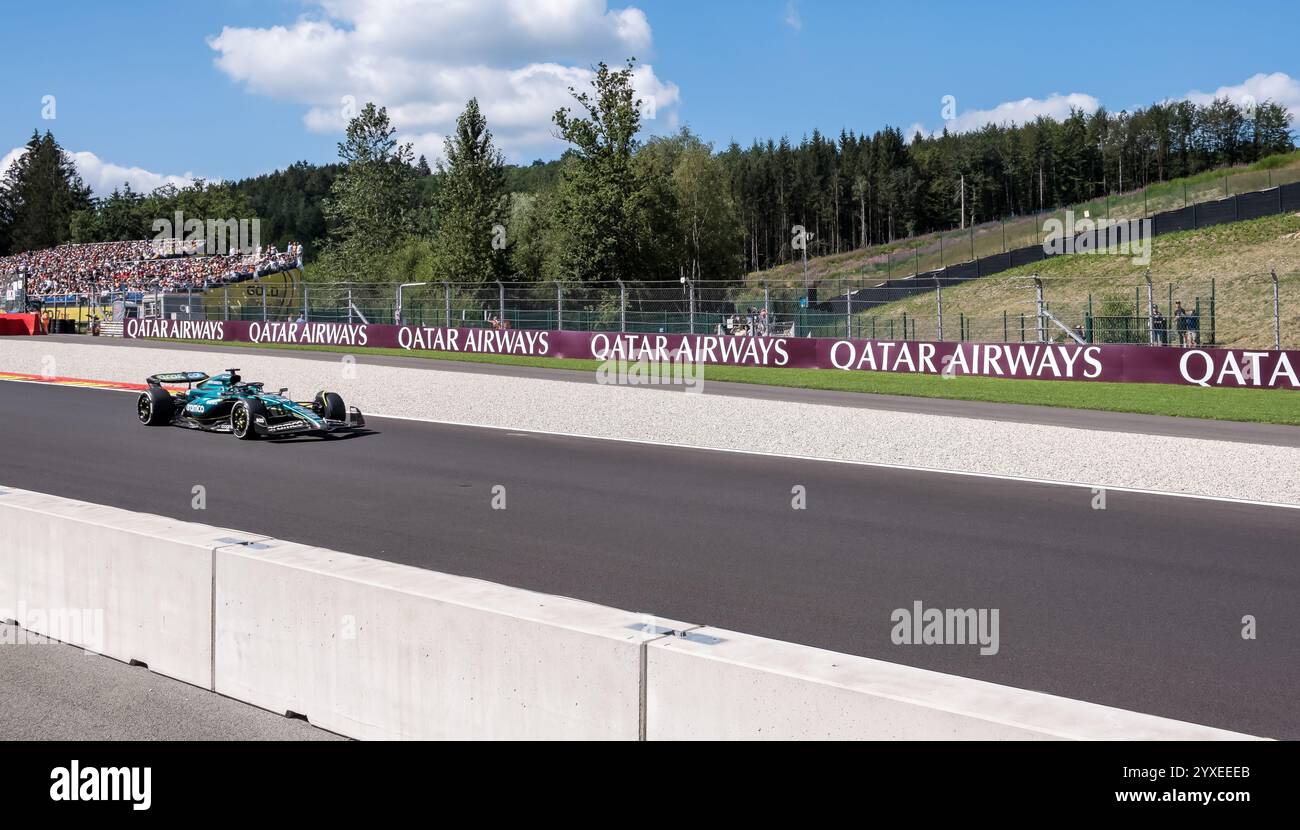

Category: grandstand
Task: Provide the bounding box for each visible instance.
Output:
[0,239,301,296]
[0,239,302,321]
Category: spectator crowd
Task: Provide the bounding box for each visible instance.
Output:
[0,240,303,299]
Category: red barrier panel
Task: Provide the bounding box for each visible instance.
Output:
[0,313,44,335]
[121,318,1300,390]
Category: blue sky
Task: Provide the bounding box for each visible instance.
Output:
[2,0,1297,193]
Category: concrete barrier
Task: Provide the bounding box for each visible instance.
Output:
[213,543,685,739]
[645,626,1257,740]
[0,487,264,689]
[1,484,1262,740]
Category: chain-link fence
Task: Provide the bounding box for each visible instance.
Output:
[183,270,1298,350]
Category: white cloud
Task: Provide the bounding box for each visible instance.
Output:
[69,151,199,195]
[0,147,24,180]
[0,147,199,197]
[915,92,1102,140]
[784,0,802,32]
[910,72,1300,143]
[208,0,680,163]
[1183,71,1300,123]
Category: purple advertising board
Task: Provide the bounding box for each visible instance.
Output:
[122,317,1300,390]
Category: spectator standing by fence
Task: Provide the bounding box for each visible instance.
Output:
[1151,305,1167,345]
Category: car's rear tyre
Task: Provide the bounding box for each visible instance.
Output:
[137,388,174,426]
[314,391,346,421]
[231,399,264,440]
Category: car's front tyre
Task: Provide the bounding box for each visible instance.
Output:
[314,391,347,421]
[137,388,174,426]
[231,399,264,440]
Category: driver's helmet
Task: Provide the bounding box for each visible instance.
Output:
[205,369,241,388]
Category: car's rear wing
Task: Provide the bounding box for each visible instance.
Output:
[146,371,209,388]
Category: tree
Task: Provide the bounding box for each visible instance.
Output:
[551,59,644,286]
[665,131,742,282]
[432,98,507,284]
[0,129,92,254]
[507,191,557,282]
[316,103,423,286]
[1251,101,1294,158]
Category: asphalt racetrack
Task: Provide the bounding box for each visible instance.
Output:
[2,379,1297,737]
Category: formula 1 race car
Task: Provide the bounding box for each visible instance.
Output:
[136,369,366,439]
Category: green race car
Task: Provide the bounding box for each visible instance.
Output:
[136,368,366,439]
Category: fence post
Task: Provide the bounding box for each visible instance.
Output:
[224,287,229,320]
[688,280,695,334]
[1273,268,1281,350]
[263,282,268,322]
[556,282,563,331]
[442,282,451,328]
[762,281,770,325]
[1145,271,1155,345]
[346,287,352,325]
[902,311,908,341]
[1034,276,1047,343]
[497,280,505,324]
[845,284,853,339]
[1003,309,1007,342]
[1210,278,1216,345]
[303,283,309,322]
[934,278,943,341]
[617,279,626,332]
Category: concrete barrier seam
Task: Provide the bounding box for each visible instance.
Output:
[636,625,705,741]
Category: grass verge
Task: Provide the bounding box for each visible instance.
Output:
[154,337,1300,426]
